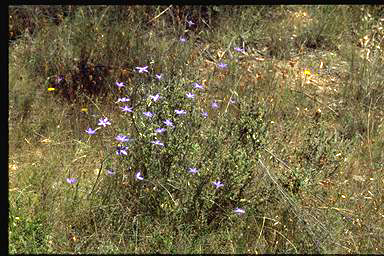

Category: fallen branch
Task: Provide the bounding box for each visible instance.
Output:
[292,89,340,117]
[148,5,172,24]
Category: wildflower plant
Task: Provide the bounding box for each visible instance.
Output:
[217,62,228,69]
[234,208,245,215]
[66,178,77,185]
[45,10,267,244]
[192,82,204,90]
[85,128,96,135]
[120,106,133,113]
[135,66,149,73]
[234,47,245,53]
[106,169,116,176]
[86,61,268,230]
[155,74,163,80]
[186,20,195,27]
[115,82,125,88]
[98,117,111,127]
[179,36,187,43]
[212,180,224,188]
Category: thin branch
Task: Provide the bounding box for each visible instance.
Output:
[292,89,339,117]
[256,216,266,248]
[147,5,172,24]
[264,226,298,253]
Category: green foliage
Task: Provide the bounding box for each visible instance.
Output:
[9,190,54,253]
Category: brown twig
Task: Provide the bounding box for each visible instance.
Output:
[292,89,340,117]
[147,5,172,24]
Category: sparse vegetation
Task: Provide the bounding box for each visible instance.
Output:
[9,5,384,253]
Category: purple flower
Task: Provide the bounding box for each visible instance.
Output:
[135,171,144,181]
[202,111,208,118]
[115,82,125,88]
[135,66,149,73]
[57,75,64,83]
[188,167,199,174]
[212,181,224,188]
[115,134,130,143]
[85,128,96,135]
[98,117,111,127]
[155,128,166,134]
[116,97,130,103]
[211,101,219,109]
[149,93,161,102]
[234,47,245,53]
[193,82,204,90]
[155,73,163,80]
[187,20,195,27]
[151,140,164,147]
[116,146,128,156]
[164,119,174,127]
[106,169,116,176]
[143,111,154,118]
[121,106,133,112]
[217,62,228,69]
[175,109,187,115]
[186,92,195,99]
[66,178,77,184]
[234,208,245,215]
[180,36,187,43]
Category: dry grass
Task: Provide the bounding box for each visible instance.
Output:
[9,5,384,253]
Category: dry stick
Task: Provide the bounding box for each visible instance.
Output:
[317,206,355,215]
[261,149,329,233]
[256,216,266,249]
[87,153,110,200]
[83,94,105,119]
[145,178,177,206]
[147,5,173,24]
[258,156,330,246]
[367,97,373,168]
[156,181,177,206]
[258,158,298,214]
[292,89,339,117]
[262,148,355,249]
[264,226,298,253]
[263,147,295,172]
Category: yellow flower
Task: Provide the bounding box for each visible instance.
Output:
[47,87,56,91]
[80,108,88,113]
[304,70,311,75]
